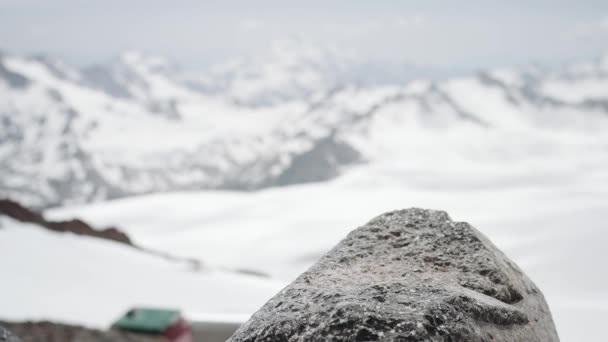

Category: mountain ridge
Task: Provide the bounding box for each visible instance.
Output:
[1,44,607,208]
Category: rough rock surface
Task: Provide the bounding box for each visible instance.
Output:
[228,208,559,342]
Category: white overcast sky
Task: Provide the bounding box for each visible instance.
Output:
[0,0,607,71]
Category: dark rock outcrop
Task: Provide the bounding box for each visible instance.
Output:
[0,199,132,245]
[0,198,205,271]
[228,208,559,342]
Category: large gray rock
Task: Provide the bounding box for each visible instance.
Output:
[228,208,559,342]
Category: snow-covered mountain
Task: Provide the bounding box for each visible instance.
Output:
[192,39,359,106]
[1,43,608,208]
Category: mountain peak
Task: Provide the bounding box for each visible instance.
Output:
[2,47,608,208]
[199,39,358,106]
[118,50,177,74]
[266,38,356,67]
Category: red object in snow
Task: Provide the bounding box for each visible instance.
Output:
[165,318,192,342]
[112,308,193,342]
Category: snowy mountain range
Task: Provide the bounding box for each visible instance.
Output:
[1,41,608,208]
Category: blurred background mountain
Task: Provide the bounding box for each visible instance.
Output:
[1,40,607,208]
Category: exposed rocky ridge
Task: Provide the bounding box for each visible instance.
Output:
[0,198,205,270]
[0,198,271,276]
[228,208,559,342]
[0,198,131,245]
[0,321,161,342]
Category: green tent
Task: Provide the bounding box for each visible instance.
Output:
[112,307,181,333]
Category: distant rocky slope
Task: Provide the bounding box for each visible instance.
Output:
[229,208,559,341]
[0,198,201,269]
[0,199,131,245]
[1,43,607,208]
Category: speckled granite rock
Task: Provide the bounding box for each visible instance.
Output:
[228,208,559,342]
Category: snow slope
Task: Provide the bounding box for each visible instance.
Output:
[0,216,285,328]
[47,169,608,341]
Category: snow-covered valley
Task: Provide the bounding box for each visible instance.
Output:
[1,43,607,341]
[45,168,608,341]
